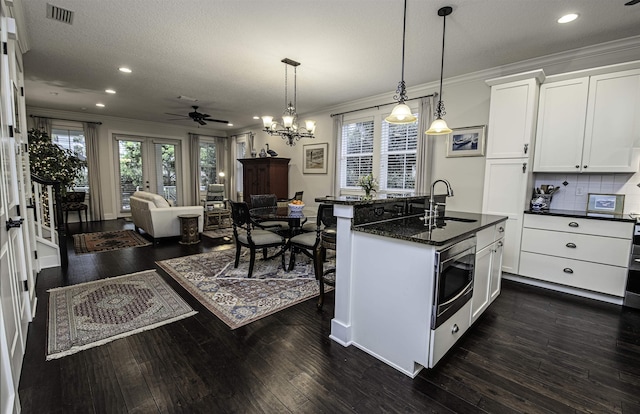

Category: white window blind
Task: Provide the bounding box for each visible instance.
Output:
[340,118,375,188]
[380,116,418,194]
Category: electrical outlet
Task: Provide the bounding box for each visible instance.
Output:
[576,186,584,196]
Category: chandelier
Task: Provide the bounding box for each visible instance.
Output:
[262,58,316,146]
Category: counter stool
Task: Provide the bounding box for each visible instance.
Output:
[314,228,336,310]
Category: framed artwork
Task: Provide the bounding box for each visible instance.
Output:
[303,142,328,174]
[445,125,486,158]
[587,193,625,215]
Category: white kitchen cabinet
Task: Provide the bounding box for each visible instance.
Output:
[534,69,640,173]
[483,71,543,276]
[482,158,531,274]
[471,223,506,324]
[519,214,633,298]
[485,72,544,159]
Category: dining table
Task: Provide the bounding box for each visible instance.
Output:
[249,206,308,237]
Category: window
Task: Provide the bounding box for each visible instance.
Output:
[199,140,217,191]
[51,128,88,191]
[339,109,418,195]
[340,118,374,189]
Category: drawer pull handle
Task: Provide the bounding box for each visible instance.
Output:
[498,241,503,247]
[498,226,504,233]
[452,324,459,334]
[568,222,579,228]
[566,242,577,248]
[563,268,574,274]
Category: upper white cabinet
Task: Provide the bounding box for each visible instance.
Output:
[534,69,640,173]
[485,71,544,159]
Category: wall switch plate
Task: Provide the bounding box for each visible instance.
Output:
[576,186,584,196]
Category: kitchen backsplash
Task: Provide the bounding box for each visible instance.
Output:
[534,172,640,215]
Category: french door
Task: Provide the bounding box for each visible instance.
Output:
[114,135,182,214]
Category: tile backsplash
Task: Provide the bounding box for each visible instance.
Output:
[534,172,640,215]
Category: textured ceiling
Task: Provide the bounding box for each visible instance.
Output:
[20,0,640,132]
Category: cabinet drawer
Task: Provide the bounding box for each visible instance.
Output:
[521,228,631,267]
[519,251,627,297]
[524,214,633,239]
[429,301,471,368]
[476,225,495,251]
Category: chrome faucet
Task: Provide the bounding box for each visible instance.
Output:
[424,179,454,226]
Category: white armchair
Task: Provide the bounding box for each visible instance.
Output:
[130,191,204,241]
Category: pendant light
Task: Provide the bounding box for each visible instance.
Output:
[385,0,417,124]
[426,6,453,135]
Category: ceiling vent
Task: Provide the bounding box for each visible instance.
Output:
[46,3,74,25]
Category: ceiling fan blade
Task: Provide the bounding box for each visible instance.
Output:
[625,0,640,5]
[203,117,229,124]
[197,119,207,126]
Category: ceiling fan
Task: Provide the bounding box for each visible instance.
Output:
[165,106,228,126]
[625,0,640,5]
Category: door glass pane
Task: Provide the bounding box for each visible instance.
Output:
[236,141,246,194]
[199,141,217,191]
[118,140,142,211]
[156,143,177,204]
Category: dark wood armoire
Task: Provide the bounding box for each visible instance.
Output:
[239,157,290,206]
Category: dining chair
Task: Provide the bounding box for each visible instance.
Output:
[62,191,88,223]
[229,201,286,278]
[249,194,290,233]
[287,203,336,309]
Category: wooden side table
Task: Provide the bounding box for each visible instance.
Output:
[178,214,200,245]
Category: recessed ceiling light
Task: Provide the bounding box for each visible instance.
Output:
[227,123,234,127]
[96,103,105,107]
[118,67,132,73]
[558,13,578,24]
[105,89,116,94]
[253,116,260,120]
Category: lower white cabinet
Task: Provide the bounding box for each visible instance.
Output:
[471,223,506,324]
[519,214,633,297]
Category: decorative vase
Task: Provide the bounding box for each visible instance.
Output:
[363,189,372,200]
[259,148,267,158]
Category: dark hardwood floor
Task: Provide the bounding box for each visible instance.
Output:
[18,219,640,413]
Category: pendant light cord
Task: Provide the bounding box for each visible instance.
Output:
[438,10,446,109]
[401,0,407,85]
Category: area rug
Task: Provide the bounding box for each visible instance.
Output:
[47,270,197,360]
[73,230,151,254]
[202,227,234,242]
[156,248,334,329]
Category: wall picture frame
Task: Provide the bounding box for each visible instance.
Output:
[445,125,486,158]
[303,142,328,174]
[586,193,625,215]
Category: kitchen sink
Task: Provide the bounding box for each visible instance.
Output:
[443,216,478,223]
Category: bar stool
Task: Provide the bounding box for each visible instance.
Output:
[313,205,336,310]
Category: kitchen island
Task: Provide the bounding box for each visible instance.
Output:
[317,195,507,377]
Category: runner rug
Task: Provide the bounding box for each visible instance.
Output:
[156,248,334,329]
[73,230,151,254]
[47,270,197,360]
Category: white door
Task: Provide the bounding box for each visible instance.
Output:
[1,9,28,412]
[115,136,182,213]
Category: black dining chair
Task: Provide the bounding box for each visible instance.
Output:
[249,194,290,233]
[62,191,88,223]
[287,203,336,309]
[229,201,286,278]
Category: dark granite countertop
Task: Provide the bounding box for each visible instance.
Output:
[315,194,430,206]
[524,209,636,223]
[353,211,508,247]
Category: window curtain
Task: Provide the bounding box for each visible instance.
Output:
[32,116,52,138]
[415,96,434,194]
[83,122,103,220]
[332,114,344,196]
[189,133,201,205]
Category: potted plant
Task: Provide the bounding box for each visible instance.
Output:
[28,128,86,194]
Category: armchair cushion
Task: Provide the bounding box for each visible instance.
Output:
[130,191,203,239]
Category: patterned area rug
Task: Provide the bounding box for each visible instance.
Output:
[47,270,196,360]
[73,230,151,254]
[202,227,234,242]
[156,248,334,329]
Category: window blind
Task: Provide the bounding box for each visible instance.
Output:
[380,114,418,193]
[340,118,375,188]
